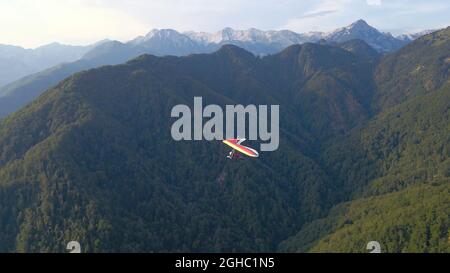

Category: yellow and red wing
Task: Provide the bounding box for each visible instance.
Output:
[222,139,259,157]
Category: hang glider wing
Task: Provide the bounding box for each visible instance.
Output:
[222,138,259,158]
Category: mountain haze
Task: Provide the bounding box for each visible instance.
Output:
[0,42,98,87]
[326,19,408,52]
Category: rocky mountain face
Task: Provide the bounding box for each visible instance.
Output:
[325,19,409,52]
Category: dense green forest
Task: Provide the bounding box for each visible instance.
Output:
[0,28,448,252]
[280,83,450,252]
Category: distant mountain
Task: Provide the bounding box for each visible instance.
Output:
[396,29,436,42]
[129,29,206,55]
[0,42,98,87]
[184,27,322,55]
[184,20,419,54]
[0,20,439,119]
[325,19,408,52]
[186,27,305,45]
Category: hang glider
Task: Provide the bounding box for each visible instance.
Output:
[222,138,259,159]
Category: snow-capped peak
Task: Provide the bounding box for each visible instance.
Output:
[396,29,436,41]
[127,19,432,54]
[129,29,195,46]
[185,27,314,46]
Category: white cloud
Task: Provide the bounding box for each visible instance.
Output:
[278,0,355,32]
[366,0,382,6]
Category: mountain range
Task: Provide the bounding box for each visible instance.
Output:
[0,42,101,87]
[0,26,448,252]
[0,20,433,119]
[183,19,413,53]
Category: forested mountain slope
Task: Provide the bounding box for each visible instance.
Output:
[0,28,448,253]
[279,29,450,252]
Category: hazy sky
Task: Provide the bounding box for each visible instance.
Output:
[1,0,449,48]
